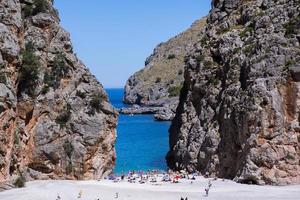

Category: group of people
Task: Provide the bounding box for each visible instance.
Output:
[54,170,217,199]
[107,169,198,185]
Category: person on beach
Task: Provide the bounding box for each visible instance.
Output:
[205,187,210,197]
[191,175,196,180]
[78,190,83,199]
[205,172,209,178]
[56,194,61,200]
[208,180,212,188]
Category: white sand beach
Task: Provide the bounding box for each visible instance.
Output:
[0,176,299,200]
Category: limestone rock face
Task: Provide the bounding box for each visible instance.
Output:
[123,18,206,120]
[0,0,118,185]
[167,0,300,185]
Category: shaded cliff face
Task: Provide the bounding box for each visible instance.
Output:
[167,0,300,185]
[124,19,206,109]
[0,0,118,185]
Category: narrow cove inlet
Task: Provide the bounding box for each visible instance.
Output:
[106,88,171,174]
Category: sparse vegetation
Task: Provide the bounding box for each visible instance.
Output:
[200,35,209,45]
[51,54,68,88]
[217,27,230,34]
[56,107,71,128]
[66,163,73,174]
[52,54,69,80]
[208,76,219,86]
[284,60,296,70]
[233,47,242,54]
[167,54,176,60]
[63,141,73,158]
[22,0,49,17]
[18,42,40,97]
[155,77,162,83]
[168,85,183,97]
[178,69,183,75]
[2,123,9,131]
[243,44,256,55]
[101,143,109,152]
[22,5,33,18]
[32,0,49,15]
[0,74,7,84]
[231,58,239,66]
[44,54,69,90]
[14,130,20,145]
[13,172,26,188]
[0,105,5,115]
[239,25,254,38]
[76,90,86,99]
[284,15,300,37]
[203,60,215,69]
[286,153,295,160]
[90,93,106,111]
[195,55,204,62]
[43,71,54,87]
[41,85,50,94]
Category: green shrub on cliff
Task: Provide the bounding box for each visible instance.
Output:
[167,54,176,59]
[63,141,73,158]
[43,71,55,87]
[76,90,86,99]
[195,54,204,63]
[44,54,69,90]
[13,172,26,188]
[52,54,69,80]
[14,130,20,146]
[18,42,40,97]
[90,93,107,112]
[65,163,73,174]
[32,0,49,15]
[239,25,254,38]
[22,5,33,18]
[22,0,49,17]
[155,77,162,83]
[41,85,50,94]
[0,74,7,84]
[284,15,300,37]
[56,107,71,128]
[168,85,183,97]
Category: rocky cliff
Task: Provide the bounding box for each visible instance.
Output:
[0,0,118,187]
[124,18,206,120]
[167,0,300,185]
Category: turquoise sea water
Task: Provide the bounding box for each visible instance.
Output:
[106,88,170,174]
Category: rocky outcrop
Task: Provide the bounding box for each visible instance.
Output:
[0,0,118,186]
[119,98,178,121]
[123,18,206,120]
[167,0,300,185]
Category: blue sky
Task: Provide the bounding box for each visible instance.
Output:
[54,1,211,88]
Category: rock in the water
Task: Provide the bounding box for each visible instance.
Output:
[167,0,300,185]
[0,0,118,186]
